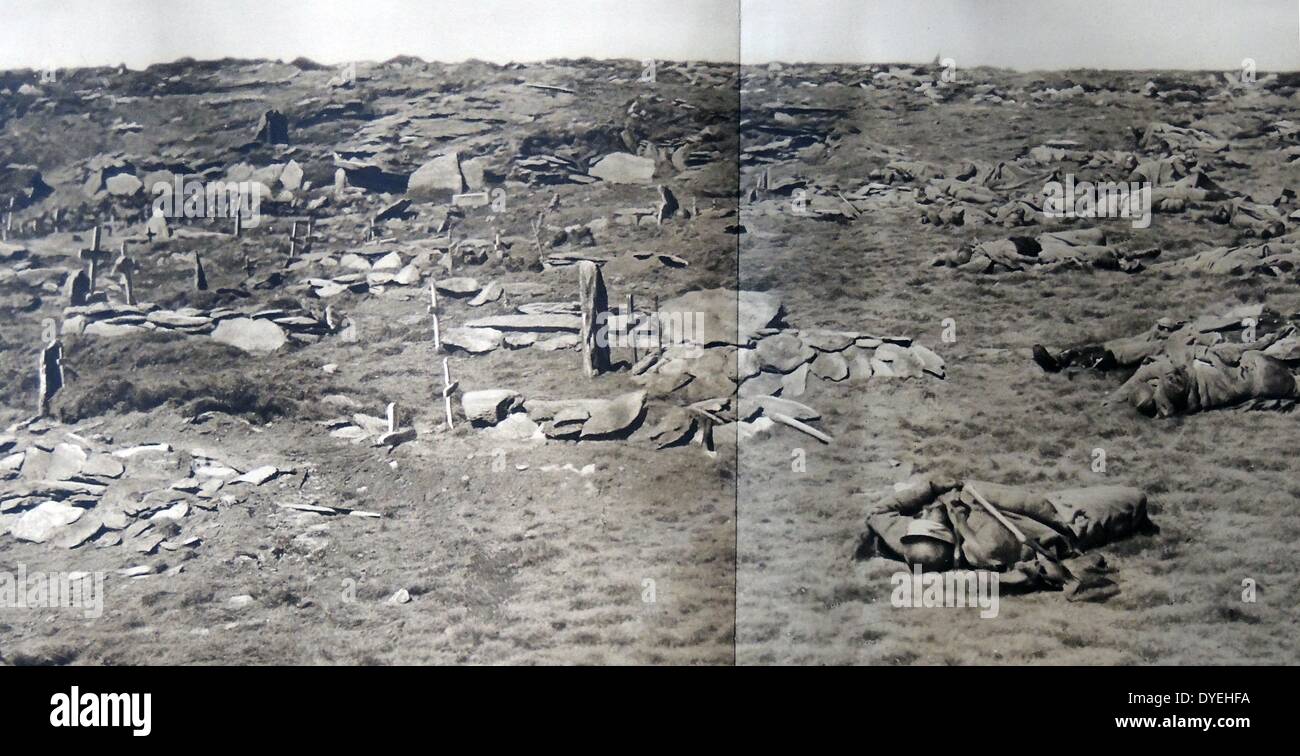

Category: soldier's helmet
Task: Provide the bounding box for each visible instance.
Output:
[900,517,956,571]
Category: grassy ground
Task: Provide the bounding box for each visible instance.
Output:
[0,58,737,665]
[736,65,1300,665]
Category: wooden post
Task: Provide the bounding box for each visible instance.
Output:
[654,295,661,356]
[629,293,637,364]
[578,260,610,377]
[441,358,454,430]
[385,402,397,434]
[234,211,242,238]
[428,280,442,351]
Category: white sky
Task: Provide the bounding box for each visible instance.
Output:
[743,0,1300,70]
[0,0,1297,71]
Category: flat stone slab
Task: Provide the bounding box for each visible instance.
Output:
[442,327,503,354]
[212,318,288,354]
[10,501,85,543]
[464,314,580,333]
[435,277,481,296]
[462,389,521,426]
[757,333,815,373]
[588,153,656,184]
[658,289,782,346]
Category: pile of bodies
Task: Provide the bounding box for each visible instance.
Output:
[1158,233,1300,278]
[857,474,1157,601]
[932,228,1159,274]
[1033,304,1300,416]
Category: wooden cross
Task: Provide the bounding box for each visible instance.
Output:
[113,242,139,305]
[79,225,110,292]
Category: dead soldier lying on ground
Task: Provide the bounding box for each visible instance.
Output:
[1031,305,1300,415]
[856,475,1157,602]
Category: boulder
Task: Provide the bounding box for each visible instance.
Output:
[810,351,850,381]
[435,277,481,297]
[280,160,305,191]
[658,288,782,346]
[756,333,815,373]
[230,466,280,486]
[408,152,465,199]
[589,153,656,184]
[871,343,926,378]
[10,501,84,543]
[910,344,946,378]
[462,390,521,426]
[442,327,503,354]
[781,363,810,397]
[800,329,860,352]
[581,391,647,439]
[648,407,697,448]
[468,281,503,307]
[372,251,404,270]
[105,173,143,197]
[211,318,289,354]
[484,413,542,441]
[536,334,580,350]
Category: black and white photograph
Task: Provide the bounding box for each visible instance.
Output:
[0,0,1293,729]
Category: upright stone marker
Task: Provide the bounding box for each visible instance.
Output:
[66,270,91,306]
[578,260,610,377]
[193,251,208,291]
[37,339,63,417]
[113,243,140,305]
